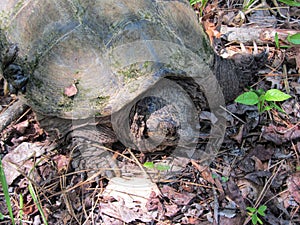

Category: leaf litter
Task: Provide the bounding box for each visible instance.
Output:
[0,0,300,224]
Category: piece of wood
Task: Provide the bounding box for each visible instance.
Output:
[220,25,299,45]
[0,100,29,133]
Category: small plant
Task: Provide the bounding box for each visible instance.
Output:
[189,0,208,16]
[28,181,48,225]
[189,0,201,5]
[235,88,291,113]
[247,205,267,225]
[143,162,171,171]
[221,176,229,182]
[243,0,257,11]
[0,159,15,225]
[274,32,300,48]
[274,32,280,49]
[287,33,300,45]
[278,0,300,6]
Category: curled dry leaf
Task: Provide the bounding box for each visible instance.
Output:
[53,155,71,174]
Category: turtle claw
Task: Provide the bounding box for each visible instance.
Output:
[2,44,29,94]
[4,64,28,94]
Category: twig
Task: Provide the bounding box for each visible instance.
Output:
[220,105,246,124]
[0,100,29,133]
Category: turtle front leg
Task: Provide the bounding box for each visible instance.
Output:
[4,64,29,94]
[1,44,29,94]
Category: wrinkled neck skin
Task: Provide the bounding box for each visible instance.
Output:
[213,51,267,102]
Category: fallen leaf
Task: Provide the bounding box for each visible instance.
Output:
[262,124,300,145]
[244,171,272,186]
[231,124,244,144]
[287,172,300,204]
[2,142,46,184]
[225,178,246,211]
[161,185,196,206]
[53,155,71,174]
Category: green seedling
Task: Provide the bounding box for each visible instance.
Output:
[28,181,48,225]
[278,0,300,6]
[243,0,257,11]
[274,32,300,48]
[247,205,267,225]
[274,33,280,49]
[221,176,229,182]
[189,0,201,5]
[0,159,15,225]
[235,88,291,113]
[143,162,171,171]
[189,0,208,16]
[19,194,24,225]
[287,33,300,45]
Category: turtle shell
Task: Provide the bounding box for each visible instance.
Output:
[0,0,217,119]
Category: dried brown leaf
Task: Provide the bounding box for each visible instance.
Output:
[225,178,246,211]
[161,185,196,206]
[53,155,71,174]
[287,172,300,204]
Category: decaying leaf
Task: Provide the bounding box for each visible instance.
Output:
[262,124,300,145]
[2,142,46,184]
[101,177,160,222]
[287,172,300,204]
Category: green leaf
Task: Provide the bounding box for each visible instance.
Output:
[0,212,4,220]
[28,182,48,225]
[155,164,171,171]
[269,102,286,113]
[221,176,229,182]
[190,0,201,5]
[257,205,267,216]
[278,0,300,6]
[0,159,15,225]
[247,207,256,213]
[264,89,291,101]
[255,88,265,96]
[252,214,258,225]
[287,33,300,45]
[275,32,280,48]
[19,194,24,225]
[235,91,259,105]
[257,216,263,224]
[143,162,155,169]
[263,105,273,112]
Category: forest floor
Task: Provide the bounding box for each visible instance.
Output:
[0,0,300,224]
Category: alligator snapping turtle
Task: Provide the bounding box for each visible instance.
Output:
[0,0,265,176]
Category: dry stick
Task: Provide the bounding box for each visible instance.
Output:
[60,175,80,224]
[212,187,219,225]
[83,186,102,225]
[0,100,29,133]
[219,105,246,124]
[126,148,153,180]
